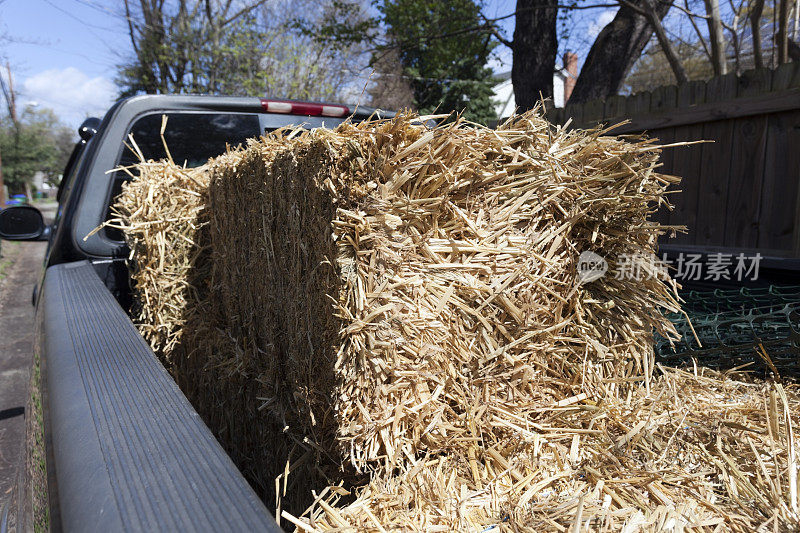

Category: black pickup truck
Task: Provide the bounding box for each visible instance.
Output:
[0,95,384,532]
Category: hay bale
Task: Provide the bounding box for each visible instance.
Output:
[111,111,800,531]
[298,364,800,531]
[109,159,211,359]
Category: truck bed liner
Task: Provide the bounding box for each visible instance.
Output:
[41,260,281,532]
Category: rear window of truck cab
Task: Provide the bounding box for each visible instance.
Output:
[104,112,263,241]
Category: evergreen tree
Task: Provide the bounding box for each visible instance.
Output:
[377,0,497,124]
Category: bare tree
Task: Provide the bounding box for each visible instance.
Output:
[749,0,767,67]
[368,46,415,110]
[119,0,370,101]
[724,0,743,74]
[570,0,673,103]
[482,0,677,107]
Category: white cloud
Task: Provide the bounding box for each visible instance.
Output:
[21,67,116,126]
[588,9,618,39]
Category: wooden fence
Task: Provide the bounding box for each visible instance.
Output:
[545,63,800,258]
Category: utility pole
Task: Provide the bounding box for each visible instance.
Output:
[0,146,5,206]
[5,64,15,122]
[0,62,20,205]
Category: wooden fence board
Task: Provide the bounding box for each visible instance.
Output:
[650,85,678,115]
[758,110,800,252]
[667,133,704,245]
[582,98,605,123]
[649,92,678,229]
[723,115,769,247]
[605,88,800,133]
[563,104,583,127]
[604,95,626,121]
[736,68,772,97]
[650,127,676,228]
[676,80,706,108]
[626,91,652,119]
[694,120,734,247]
[771,62,800,90]
[693,76,738,247]
[667,82,707,245]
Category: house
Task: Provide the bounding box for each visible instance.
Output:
[32,171,57,198]
[493,53,578,117]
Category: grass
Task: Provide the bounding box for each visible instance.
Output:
[0,238,47,530]
[0,241,20,285]
[28,352,49,533]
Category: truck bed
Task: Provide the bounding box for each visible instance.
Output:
[40,261,281,531]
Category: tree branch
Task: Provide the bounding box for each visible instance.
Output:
[221,0,271,27]
[684,0,712,60]
[479,13,514,48]
[485,1,619,25]
[778,0,790,63]
[703,0,727,74]
[619,0,688,83]
[123,0,140,55]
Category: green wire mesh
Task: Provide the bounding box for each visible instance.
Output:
[655,285,800,376]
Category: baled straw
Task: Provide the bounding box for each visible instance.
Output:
[110,110,800,531]
[107,158,211,359]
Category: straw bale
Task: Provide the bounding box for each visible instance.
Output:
[293,365,800,531]
[109,111,800,531]
[110,159,211,359]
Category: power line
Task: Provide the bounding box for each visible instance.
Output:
[44,0,120,35]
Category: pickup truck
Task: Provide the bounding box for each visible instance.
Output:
[0,95,385,532]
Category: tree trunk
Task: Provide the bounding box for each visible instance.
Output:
[730,9,742,74]
[751,0,766,68]
[703,0,727,74]
[570,0,673,104]
[778,0,790,63]
[511,0,559,111]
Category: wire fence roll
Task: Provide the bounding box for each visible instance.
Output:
[655,285,800,377]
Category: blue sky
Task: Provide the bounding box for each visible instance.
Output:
[0,0,617,127]
[0,0,124,125]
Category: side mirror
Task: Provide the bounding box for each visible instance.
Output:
[0,206,46,240]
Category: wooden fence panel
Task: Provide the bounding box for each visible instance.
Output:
[650,127,676,228]
[694,75,738,248]
[772,62,800,90]
[548,65,800,257]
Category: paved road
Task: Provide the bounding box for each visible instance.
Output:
[0,206,53,518]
